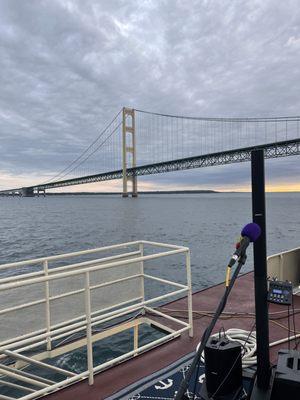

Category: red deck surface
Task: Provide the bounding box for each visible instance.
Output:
[46,272,300,399]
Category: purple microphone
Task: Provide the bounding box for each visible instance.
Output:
[227,223,261,268]
[241,223,261,243]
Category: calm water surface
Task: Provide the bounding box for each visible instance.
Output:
[0,193,299,288]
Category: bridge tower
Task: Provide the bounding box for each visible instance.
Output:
[122,107,137,197]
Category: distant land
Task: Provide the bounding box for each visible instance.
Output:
[44,190,218,195]
[1,190,298,197]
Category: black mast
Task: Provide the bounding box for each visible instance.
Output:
[251,149,271,393]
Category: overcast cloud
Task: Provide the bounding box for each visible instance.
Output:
[0,0,300,191]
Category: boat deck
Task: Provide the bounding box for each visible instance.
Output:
[46,271,300,400]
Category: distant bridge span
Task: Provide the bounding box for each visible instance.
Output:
[2,138,300,197]
[1,108,300,196]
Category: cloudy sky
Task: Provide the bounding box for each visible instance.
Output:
[1,0,300,192]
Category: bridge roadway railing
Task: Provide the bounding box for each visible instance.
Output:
[0,240,193,400]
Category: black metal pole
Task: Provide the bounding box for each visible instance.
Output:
[251,149,271,390]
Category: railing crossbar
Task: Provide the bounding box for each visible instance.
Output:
[0,241,142,271]
[0,250,142,284]
[0,248,187,291]
[0,240,182,271]
[0,393,16,400]
[0,365,53,387]
[3,350,75,377]
[0,379,35,393]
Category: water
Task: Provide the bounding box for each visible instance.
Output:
[0,193,299,394]
[0,193,299,288]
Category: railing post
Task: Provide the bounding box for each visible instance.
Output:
[186,250,193,337]
[43,260,51,351]
[139,242,145,314]
[85,272,94,385]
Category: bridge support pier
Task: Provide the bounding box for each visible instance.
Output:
[122,107,137,198]
[21,187,34,197]
[36,188,46,197]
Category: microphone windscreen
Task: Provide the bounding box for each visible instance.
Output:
[241,223,261,242]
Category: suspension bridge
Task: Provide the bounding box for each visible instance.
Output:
[1,107,300,197]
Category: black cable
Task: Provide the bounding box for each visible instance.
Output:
[53,311,141,349]
[192,342,203,399]
[287,305,291,350]
[175,253,247,400]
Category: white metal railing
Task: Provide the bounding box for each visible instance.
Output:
[0,240,193,399]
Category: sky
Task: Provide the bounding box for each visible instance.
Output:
[0,0,300,192]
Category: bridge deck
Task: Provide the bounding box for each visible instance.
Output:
[1,138,299,194]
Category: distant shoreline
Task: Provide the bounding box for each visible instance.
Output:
[42,190,219,196]
[1,190,299,197]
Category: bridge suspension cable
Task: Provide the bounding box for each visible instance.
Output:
[135,108,300,121]
[51,120,122,182]
[43,109,122,184]
[134,110,300,166]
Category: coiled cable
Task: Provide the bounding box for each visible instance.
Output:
[196,328,257,368]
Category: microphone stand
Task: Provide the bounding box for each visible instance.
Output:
[175,252,248,400]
